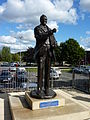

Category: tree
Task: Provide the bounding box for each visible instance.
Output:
[12,53,20,62]
[22,47,35,64]
[60,38,85,65]
[1,47,12,62]
[0,51,2,61]
[54,45,61,64]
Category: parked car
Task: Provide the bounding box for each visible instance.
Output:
[50,69,59,79]
[1,62,9,67]
[73,67,84,73]
[19,82,37,89]
[0,70,13,83]
[9,67,16,78]
[10,62,19,67]
[51,67,62,76]
[16,71,28,82]
[83,67,90,74]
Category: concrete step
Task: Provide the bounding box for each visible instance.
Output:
[8,90,89,120]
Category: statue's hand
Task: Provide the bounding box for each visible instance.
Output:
[52,28,57,33]
[48,28,57,36]
[48,30,53,35]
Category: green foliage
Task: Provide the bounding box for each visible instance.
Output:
[12,53,20,62]
[59,38,85,65]
[22,47,35,64]
[54,46,61,64]
[0,51,2,61]
[1,47,12,62]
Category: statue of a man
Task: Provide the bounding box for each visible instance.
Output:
[31,15,57,99]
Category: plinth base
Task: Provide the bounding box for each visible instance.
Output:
[25,91,65,110]
[9,90,89,120]
[30,89,56,99]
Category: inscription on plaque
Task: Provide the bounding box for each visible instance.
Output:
[40,100,59,108]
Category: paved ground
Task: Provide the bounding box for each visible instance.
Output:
[63,89,90,109]
[8,90,89,120]
[0,89,90,120]
[0,92,12,120]
[62,89,90,120]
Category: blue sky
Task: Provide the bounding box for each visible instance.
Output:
[0,0,90,53]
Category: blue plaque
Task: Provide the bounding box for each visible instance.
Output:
[40,100,59,108]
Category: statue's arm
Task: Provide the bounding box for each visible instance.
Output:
[34,26,56,40]
[34,27,49,40]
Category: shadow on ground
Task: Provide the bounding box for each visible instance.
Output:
[73,96,90,102]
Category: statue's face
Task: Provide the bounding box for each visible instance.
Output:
[41,16,47,25]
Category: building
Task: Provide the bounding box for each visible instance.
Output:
[85,51,90,64]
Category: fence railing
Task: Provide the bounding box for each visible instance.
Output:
[72,71,90,93]
[0,67,90,93]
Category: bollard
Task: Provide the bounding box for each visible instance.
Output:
[88,72,90,93]
[72,70,75,88]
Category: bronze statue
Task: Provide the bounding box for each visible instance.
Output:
[30,15,57,99]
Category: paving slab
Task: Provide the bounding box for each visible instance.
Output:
[0,98,4,120]
[0,92,12,120]
[9,90,89,120]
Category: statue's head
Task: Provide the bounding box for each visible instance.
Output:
[40,14,47,25]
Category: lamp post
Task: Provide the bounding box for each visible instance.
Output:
[19,36,23,66]
[14,36,23,66]
[85,52,86,65]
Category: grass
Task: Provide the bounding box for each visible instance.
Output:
[26,68,37,72]
[26,67,72,73]
[61,68,72,73]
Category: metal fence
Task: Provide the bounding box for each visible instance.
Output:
[0,67,90,93]
[0,67,38,92]
[72,71,90,93]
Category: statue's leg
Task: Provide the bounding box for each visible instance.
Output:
[37,57,43,91]
[44,55,51,95]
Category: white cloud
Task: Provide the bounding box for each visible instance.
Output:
[16,24,33,30]
[0,38,34,53]
[48,21,59,30]
[80,0,90,12]
[0,0,78,24]
[53,0,73,11]
[0,29,35,53]
[80,36,90,51]
[15,29,35,42]
[0,0,79,53]
[0,6,4,14]
[0,36,16,44]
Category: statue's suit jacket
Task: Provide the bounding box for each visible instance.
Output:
[34,24,57,60]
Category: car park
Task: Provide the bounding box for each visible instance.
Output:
[73,65,90,75]
[83,66,90,74]
[0,62,9,67]
[10,62,19,67]
[16,70,28,82]
[50,69,59,79]
[9,67,16,78]
[51,67,62,76]
[0,70,13,83]
[73,67,84,73]
[19,82,37,89]
[84,68,90,74]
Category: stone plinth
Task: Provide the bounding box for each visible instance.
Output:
[25,91,65,110]
[8,90,89,120]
